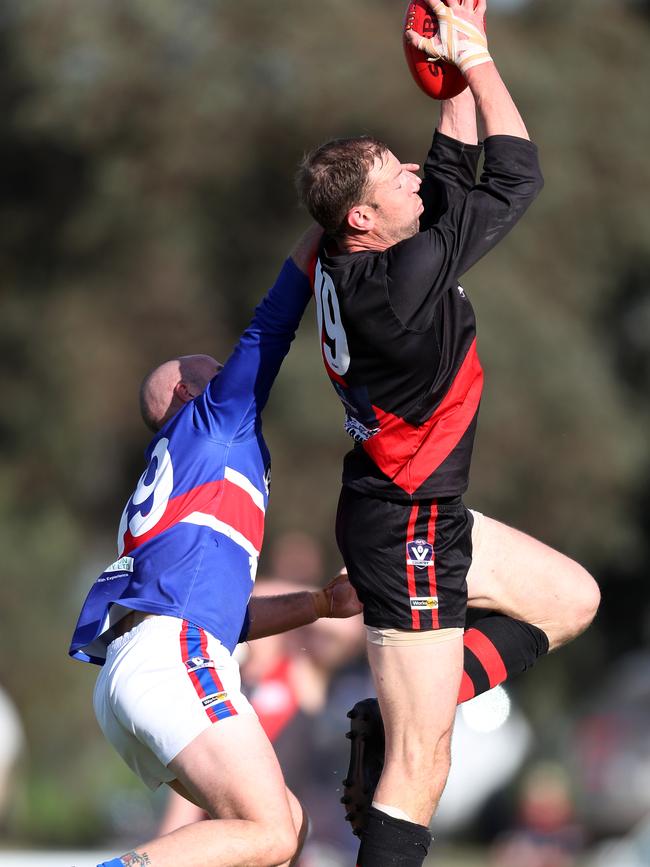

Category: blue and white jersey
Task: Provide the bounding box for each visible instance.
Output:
[70,258,311,665]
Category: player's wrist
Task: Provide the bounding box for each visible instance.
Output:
[312,588,332,620]
[463,60,498,90]
[456,31,492,76]
[458,50,492,76]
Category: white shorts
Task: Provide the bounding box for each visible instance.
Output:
[93,615,255,790]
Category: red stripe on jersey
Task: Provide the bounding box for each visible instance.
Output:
[458,671,476,703]
[121,478,264,556]
[463,628,507,688]
[406,505,420,629]
[362,340,483,495]
[427,505,439,629]
[214,481,265,552]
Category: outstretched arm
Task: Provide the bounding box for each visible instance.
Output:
[198,225,322,439]
[393,0,542,317]
[244,570,362,642]
[419,89,481,230]
[407,0,529,139]
[465,62,529,140]
[437,86,478,145]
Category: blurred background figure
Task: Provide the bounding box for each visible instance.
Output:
[488,762,584,867]
[269,531,325,588]
[571,649,650,836]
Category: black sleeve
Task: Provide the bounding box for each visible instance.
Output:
[387,135,544,328]
[419,130,484,229]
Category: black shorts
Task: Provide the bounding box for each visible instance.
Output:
[335,487,473,631]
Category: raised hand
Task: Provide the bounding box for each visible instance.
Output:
[405,0,491,76]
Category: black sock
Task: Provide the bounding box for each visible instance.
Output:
[459,611,549,703]
[356,806,431,867]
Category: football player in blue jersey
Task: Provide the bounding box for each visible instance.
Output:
[70,227,364,867]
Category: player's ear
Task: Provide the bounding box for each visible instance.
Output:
[174,380,195,404]
[346,204,376,232]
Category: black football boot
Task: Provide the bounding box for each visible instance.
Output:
[341,697,385,836]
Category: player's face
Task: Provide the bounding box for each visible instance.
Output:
[365,150,423,243]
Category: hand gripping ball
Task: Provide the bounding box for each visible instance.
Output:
[403,0,468,101]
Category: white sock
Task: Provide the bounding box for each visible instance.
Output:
[372,800,417,824]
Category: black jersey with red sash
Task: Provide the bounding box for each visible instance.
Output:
[313,132,543,501]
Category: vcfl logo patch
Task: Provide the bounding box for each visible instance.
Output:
[185,656,215,673]
[406,538,434,569]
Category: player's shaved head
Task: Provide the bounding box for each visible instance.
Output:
[139,354,222,432]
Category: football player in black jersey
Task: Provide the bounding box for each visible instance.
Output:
[297,1,600,866]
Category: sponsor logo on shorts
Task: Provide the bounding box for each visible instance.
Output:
[406,539,434,569]
[185,656,215,673]
[410,596,439,610]
[202,691,228,707]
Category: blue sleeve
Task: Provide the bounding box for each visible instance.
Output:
[192,258,311,440]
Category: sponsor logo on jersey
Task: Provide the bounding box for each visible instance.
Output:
[410,596,439,610]
[185,656,215,673]
[344,415,380,443]
[457,284,466,298]
[202,691,228,707]
[104,556,135,573]
[406,539,434,569]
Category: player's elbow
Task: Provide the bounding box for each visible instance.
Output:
[519,165,544,205]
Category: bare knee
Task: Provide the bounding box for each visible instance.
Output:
[549,565,600,649]
[564,565,600,635]
[574,569,601,632]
